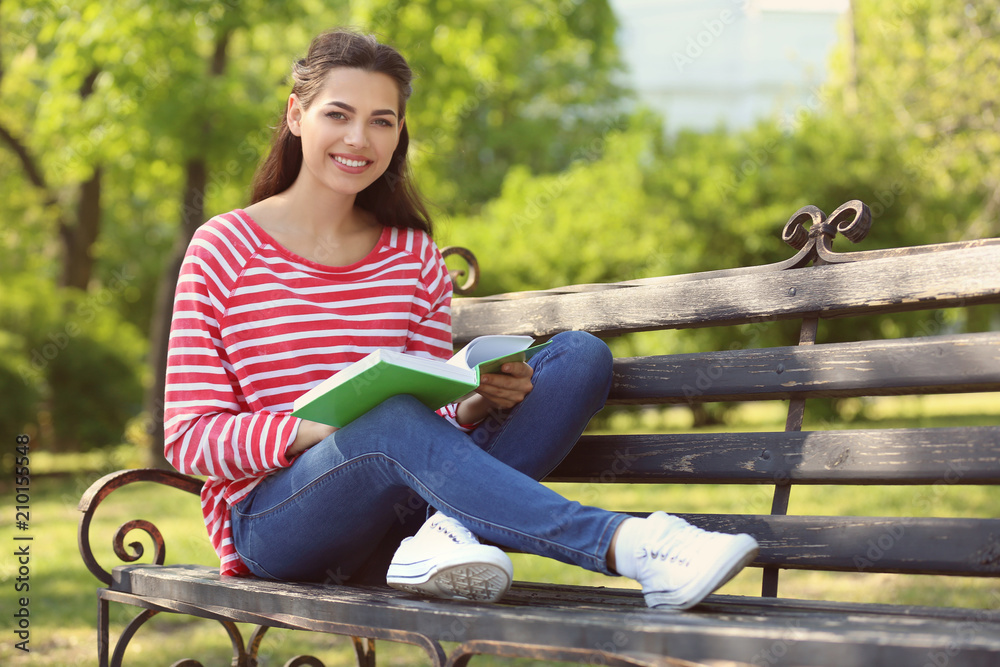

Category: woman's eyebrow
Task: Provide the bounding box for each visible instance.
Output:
[325,101,397,117]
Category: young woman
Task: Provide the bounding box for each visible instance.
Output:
[164,28,758,610]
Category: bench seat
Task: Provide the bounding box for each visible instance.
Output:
[106,563,1000,667]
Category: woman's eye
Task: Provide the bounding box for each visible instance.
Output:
[324,111,346,120]
[373,118,394,127]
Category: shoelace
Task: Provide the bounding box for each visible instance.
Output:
[431,516,479,545]
[642,518,707,566]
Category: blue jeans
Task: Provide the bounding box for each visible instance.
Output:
[231,331,625,583]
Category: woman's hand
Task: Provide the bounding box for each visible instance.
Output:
[455,362,533,424]
[287,419,337,457]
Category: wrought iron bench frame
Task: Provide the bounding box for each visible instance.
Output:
[79,200,1000,666]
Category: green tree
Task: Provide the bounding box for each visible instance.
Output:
[440,111,661,295]
[0,274,146,451]
[356,0,627,212]
[830,0,1000,239]
[1,1,324,457]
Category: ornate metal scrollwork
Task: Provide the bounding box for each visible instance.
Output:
[780,199,873,266]
[112,519,166,566]
[781,205,825,251]
[351,637,375,667]
[441,245,480,295]
[826,199,873,244]
[105,608,247,667]
[78,469,203,585]
[283,656,328,667]
[247,625,329,667]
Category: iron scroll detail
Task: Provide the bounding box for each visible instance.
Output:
[78,468,203,585]
[781,199,873,266]
[441,246,480,295]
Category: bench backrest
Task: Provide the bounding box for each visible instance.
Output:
[450,200,1000,597]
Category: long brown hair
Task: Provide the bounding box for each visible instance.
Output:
[250,29,432,235]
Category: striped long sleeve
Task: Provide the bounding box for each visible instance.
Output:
[163,210,454,575]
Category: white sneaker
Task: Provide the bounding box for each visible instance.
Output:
[635,512,759,610]
[386,513,513,602]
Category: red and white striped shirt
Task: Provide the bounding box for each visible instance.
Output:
[164,210,459,576]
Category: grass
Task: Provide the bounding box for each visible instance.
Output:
[2,393,999,666]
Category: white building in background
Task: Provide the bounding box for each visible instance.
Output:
[609,0,851,132]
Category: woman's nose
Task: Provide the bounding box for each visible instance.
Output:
[344,121,369,148]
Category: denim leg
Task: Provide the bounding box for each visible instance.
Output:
[468,330,613,479]
[231,427,422,583]
[354,331,616,582]
[231,393,625,583]
[339,331,615,583]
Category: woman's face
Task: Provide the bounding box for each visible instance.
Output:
[287,67,403,199]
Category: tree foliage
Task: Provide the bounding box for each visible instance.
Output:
[2,1,996,447]
[830,0,1000,239]
[354,0,627,212]
[0,274,146,450]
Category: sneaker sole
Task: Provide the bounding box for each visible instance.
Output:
[645,534,759,611]
[386,562,511,602]
[386,544,514,602]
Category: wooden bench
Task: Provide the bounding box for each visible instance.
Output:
[78,199,1000,666]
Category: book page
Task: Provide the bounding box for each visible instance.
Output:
[380,350,473,382]
[446,335,536,370]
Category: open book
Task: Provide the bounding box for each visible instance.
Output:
[291,335,551,428]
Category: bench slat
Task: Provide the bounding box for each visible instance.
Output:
[608,331,1000,404]
[452,245,1000,342]
[111,564,1000,666]
[674,514,1000,576]
[547,426,1000,484]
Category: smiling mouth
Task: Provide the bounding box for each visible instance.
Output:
[332,155,372,168]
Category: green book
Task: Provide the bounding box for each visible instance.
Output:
[291,335,551,428]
